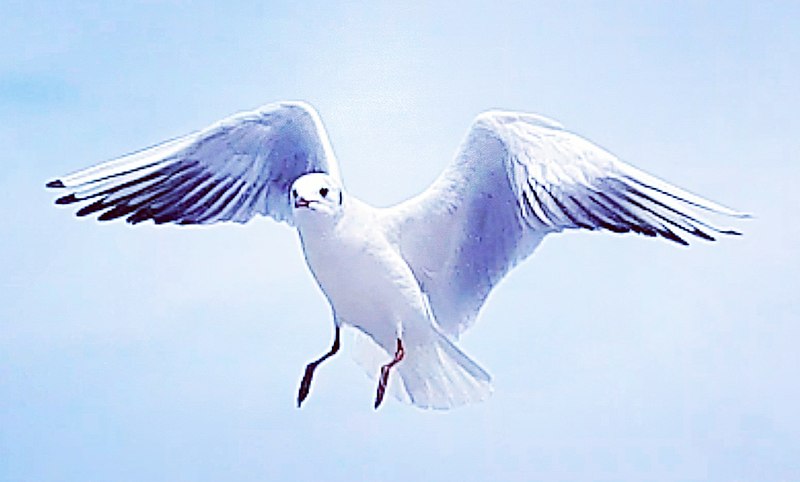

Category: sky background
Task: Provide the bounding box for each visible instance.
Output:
[2,1,799,481]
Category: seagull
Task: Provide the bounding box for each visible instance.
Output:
[46,101,748,410]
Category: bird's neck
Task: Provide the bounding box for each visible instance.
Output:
[295,197,375,257]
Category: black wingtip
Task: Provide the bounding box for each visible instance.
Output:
[55,193,78,205]
[76,200,106,217]
[46,179,65,189]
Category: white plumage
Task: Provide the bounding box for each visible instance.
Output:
[47,101,748,410]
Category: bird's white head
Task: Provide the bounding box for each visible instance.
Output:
[290,173,344,225]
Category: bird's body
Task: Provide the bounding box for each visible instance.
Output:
[47,101,747,410]
[293,176,491,407]
[298,196,418,348]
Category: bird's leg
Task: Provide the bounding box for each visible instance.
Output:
[374,338,405,409]
[297,325,340,407]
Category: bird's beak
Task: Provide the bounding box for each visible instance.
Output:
[295,198,311,208]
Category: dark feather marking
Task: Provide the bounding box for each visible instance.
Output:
[622,174,739,216]
[127,207,154,225]
[98,203,138,221]
[556,188,610,230]
[620,181,740,236]
[219,183,251,221]
[133,171,212,214]
[108,170,205,219]
[612,187,689,244]
[76,182,163,219]
[101,176,178,209]
[86,166,176,202]
[96,175,188,218]
[56,171,161,206]
[164,177,228,223]
[124,171,213,224]
[175,178,235,223]
[218,184,248,221]
[529,184,561,226]
[547,191,594,229]
[56,194,79,205]
[585,194,642,233]
[606,187,690,245]
[193,180,244,223]
[46,180,65,188]
[82,176,177,221]
[520,189,544,227]
[654,224,689,245]
[151,176,221,224]
[76,199,109,217]
[517,182,547,227]
[569,195,628,233]
[591,190,658,237]
[158,172,216,208]
[176,193,226,224]
[72,160,164,187]
[230,171,269,223]
[617,187,716,241]
[219,178,258,221]
[662,226,690,245]
[56,161,195,208]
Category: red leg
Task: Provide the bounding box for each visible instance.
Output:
[297,326,340,407]
[374,338,405,409]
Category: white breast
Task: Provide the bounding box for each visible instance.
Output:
[297,200,429,349]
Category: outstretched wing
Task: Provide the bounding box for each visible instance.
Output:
[46,101,340,225]
[386,110,748,338]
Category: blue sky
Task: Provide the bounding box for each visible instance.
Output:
[2,1,799,481]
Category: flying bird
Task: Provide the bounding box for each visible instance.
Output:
[47,101,747,410]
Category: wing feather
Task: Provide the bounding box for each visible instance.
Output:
[46,101,340,226]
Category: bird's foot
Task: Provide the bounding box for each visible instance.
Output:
[296,326,341,408]
[297,362,318,407]
[374,338,405,409]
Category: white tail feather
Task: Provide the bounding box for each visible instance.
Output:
[394,331,492,409]
[350,327,491,410]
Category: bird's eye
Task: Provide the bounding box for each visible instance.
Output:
[292,189,298,198]
[319,187,329,197]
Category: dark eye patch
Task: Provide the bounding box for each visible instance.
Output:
[319,187,329,197]
[292,189,298,198]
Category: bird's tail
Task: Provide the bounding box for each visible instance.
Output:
[393,329,492,410]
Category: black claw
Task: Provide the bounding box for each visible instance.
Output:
[297,363,316,407]
[374,367,390,409]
